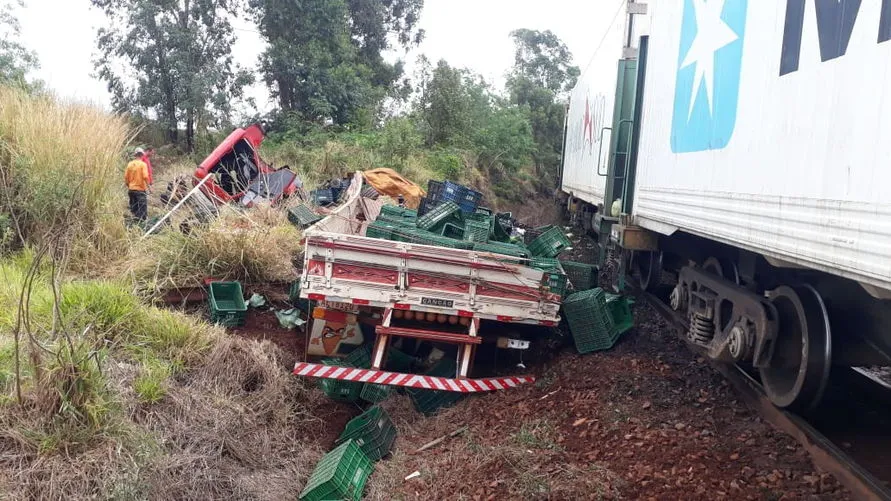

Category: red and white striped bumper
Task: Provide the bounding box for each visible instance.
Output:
[293,362,534,392]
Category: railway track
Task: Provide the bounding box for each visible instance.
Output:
[640,289,891,501]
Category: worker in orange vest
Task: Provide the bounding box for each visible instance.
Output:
[125,148,150,222]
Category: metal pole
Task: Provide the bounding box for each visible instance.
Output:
[142,174,213,239]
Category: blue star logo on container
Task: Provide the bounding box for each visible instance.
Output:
[671,0,747,153]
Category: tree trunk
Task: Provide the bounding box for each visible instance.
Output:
[186,110,195,153]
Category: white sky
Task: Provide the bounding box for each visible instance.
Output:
[18,0,623,113]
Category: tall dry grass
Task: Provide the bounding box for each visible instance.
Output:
[0,87,133,267]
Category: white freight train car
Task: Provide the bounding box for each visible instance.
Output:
[574,0,891,411]
[560,0,650,217]
[634,0,891,296]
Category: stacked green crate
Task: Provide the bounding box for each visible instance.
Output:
[335,406,397,461]
[366,221,397,239]
[531,257,567,297]
[473,242,529,260]
[440,222,465,240]
[463,219,490,243]
[299,440,373,501]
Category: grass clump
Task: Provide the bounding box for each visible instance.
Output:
[121,205,302,297]
[0,87,133,263]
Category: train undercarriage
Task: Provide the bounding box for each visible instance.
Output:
[605,227,891,412]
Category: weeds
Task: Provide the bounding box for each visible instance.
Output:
[0,87,133,266]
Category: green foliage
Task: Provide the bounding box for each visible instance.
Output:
[427,149,463,181]
[507,29,580,183]
[0,0,39,89]
[92,0,253,150]
[379,116,423,166]
[249,0,423,125]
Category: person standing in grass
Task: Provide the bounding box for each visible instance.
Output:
[125,148,150,222]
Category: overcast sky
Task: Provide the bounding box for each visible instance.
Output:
[18,0,623,112]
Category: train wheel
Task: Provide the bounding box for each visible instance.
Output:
[635,251,664,292]
[760,285,832,411]
[702,256,740,285]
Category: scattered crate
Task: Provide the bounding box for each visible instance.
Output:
[528,226,572,258]
[463,219,490,243]
[441,222,465,240]
[311,188,335,206]
[336,405,397,462]
[418,197,433,217]
[317,359,363,402]
[524,225,554,245]
[560,261,596,291]
[416,201,462,231]
[208,281,247,327]
[344,344,373,368]
[287,204,323,228]
[360,383,393,404]
[299,440,373,501]
[606,293,634,335]
[380,205,417,220]
[473,242,529,260]
[409,388,465,416]
[288,281,311,312]
[489,217,512,242]
[562,288,622,354]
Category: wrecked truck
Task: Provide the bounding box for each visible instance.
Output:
[293,172,563,394]
[193,123,303,206]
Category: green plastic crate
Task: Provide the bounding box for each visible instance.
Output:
[530,257,560,271]
[562,288,621,354]
[208,281,247,327]
[317,359,363,402]
[409,388,465,416]
[489,217,511,242]
[336,405,398,461]
[366,221,396,240]
[360,383,393,404]
[473,242,529,260]
[561,261,596,291]
[288,204,323,228]
[528,226,572,258]
[606,294,634,335]
[416,201,462,231]
[542,269,567,298]
[299,440,373,501]
[407,229,473,249]
[344,344,372,368]
[463,219,490,242]
[465,211,491,223]
[441,222,465,240]
[380,205,417,220]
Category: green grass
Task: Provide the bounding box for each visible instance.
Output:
[511,419,562,451]
[133,359,172,404]
[0,251,220,452]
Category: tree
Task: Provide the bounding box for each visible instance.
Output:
[507,29,579,180]
[249,0,423,126]
[0,0,39,89]
[92,0,253,150]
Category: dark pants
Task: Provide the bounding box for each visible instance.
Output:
[128,190,148,222]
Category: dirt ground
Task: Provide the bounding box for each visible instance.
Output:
[229,282,849,500]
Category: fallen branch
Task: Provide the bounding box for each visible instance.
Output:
[413,426,468,454]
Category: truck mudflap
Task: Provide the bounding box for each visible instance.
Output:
[292,362,535,392]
